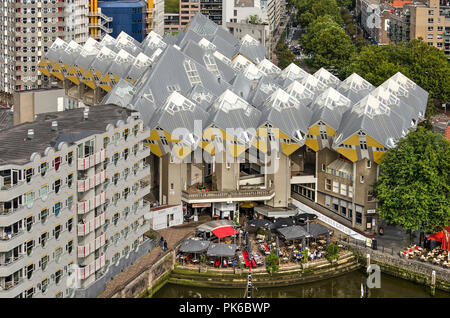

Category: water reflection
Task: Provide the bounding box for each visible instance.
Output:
[153,270,450,298]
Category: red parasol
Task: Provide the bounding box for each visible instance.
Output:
[211,226,238,239]
[428,226,450,251]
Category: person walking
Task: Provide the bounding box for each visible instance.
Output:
[164,240,168,251]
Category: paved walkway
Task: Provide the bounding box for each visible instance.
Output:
[98,215,211,298]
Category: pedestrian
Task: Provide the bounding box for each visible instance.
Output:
[164,240,168,251]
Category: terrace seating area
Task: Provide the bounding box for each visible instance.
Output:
[176,214,340,270]
[402,245,450,269]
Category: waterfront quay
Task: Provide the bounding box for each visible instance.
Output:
[97,212,450,298]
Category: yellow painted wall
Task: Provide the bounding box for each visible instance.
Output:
[305,138,319,152]
[308,124,320,136]
[366,135,385,148]
[281,142,300,156]
[325,125,336,137]
[336,148,358,162]
[372,151,385,165]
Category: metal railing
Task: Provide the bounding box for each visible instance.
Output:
[182,189,274,200]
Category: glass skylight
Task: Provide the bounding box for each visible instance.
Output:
[183,59,202,86]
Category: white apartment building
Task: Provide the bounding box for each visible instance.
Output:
[0,0,89,97]
[0,105,152,298]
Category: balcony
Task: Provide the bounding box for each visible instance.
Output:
[76,233,106,258]
[76,149,106,170]
[75,254,106,281]
[181,188,275,204]
[76,212,106,236]
[76,192,106,214]
[0,278,24,294]
[76,170,106,192]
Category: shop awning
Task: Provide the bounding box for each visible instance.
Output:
[303,223,332,238]
[206,243,237,257]
[212,226,239,239]
[179,239,210,254]
[277,225,311,241]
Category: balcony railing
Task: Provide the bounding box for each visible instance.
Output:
[75,254,106,281]
[182,189,274,200]
[76,192,106,214]
[0,278,24,292]
[0,254,24,267]
[76,234,106,258]
[76,170,106,192]
[76,149,106,170]
[76,212,106,236]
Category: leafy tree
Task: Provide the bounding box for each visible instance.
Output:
[247,14,261,25]
[275,41,301,69]
[373,127,450,244]
[266,252,280,274]
[300,15,355,78]
[296,0,342,28]
[325,244,340,262]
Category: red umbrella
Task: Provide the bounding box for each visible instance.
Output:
[211,226,238,239]
[428,226,450,251]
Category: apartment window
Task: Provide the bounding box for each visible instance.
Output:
[332,199,339,212]
[437,42,443,48]
[113,173,120,186]
[26,287,34,298]
[53,202,62,217]
[25,191,34,209]
[123,168,130,181]
[53,179,61,194]
[112,252,120,264]
[123,188,130,200]
[360,140,368,150]
[340,184,347,196]
[113,193,120,206]
[325,179,332,191]
[25,168,33,183]
[123,148,129,160]
[40,185,49,201]
[356,205,363,225]
[368,190,374,201]
[26,263,35,279]
[133,124,139,137]
[332,181,339,193]
[113,152,119,166]
[66,173,73,188]
[428,10,434,15]
[428,26,434,31]
[321,164,326,171]
[53,247,62,263]
[53,224,62,240]
[67,151,73,166]
[428,18,434,23]
[349,186,353,198]
[40,231,49,248]
[103,136,110,148]
[113,212,119,226]
[40,209,49,224]
[133,143,139,156]
[360,175,365,183]
[40,162,48,176]
[41,277,49,294]
[54,156,61,171]
[66,240,73,255]
[122,245,130,257]
[66,196,73,211]
[55,269,62,285]
[40,255,49,271]
[348,206,353,219]
[427,34,434,40]
[340,201,347,217]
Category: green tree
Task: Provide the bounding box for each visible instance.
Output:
[300,15,355,78]
[296,0,342,28]
[266,252,280,274]
[373,127,450,244]
[325,244,340,262]
[247,14,261,25]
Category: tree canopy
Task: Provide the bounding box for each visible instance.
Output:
[373,127,450,235]
[296,0,343,28]
[300,15,355,78]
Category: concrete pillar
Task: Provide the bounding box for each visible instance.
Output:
[431,270,436,296]
[366,253,370,268]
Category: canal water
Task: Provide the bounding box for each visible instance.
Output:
[153,270,450,298]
